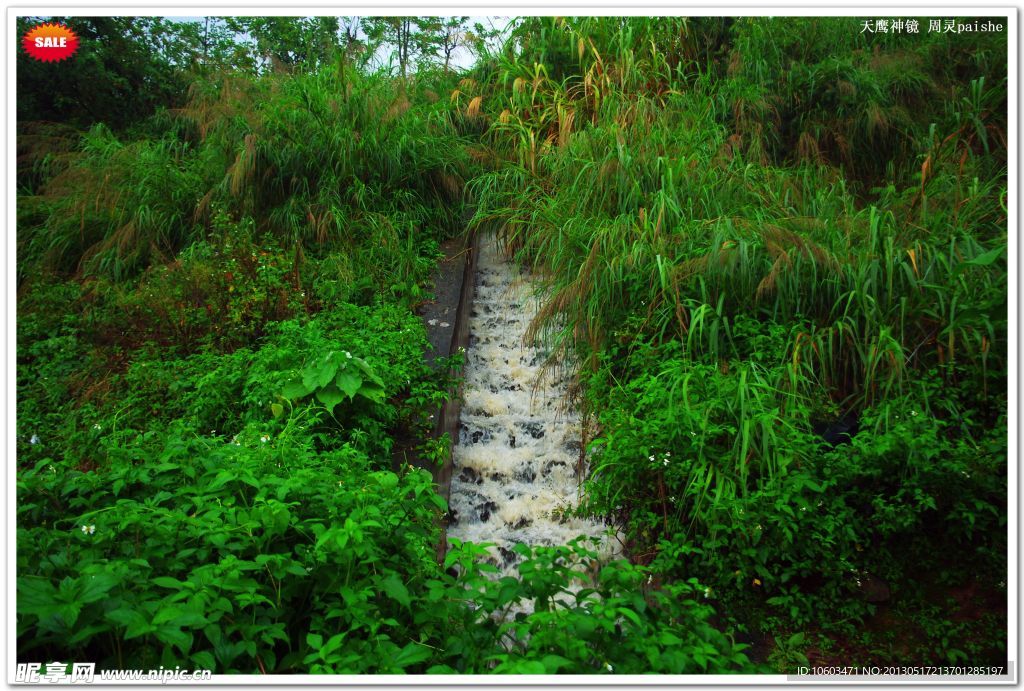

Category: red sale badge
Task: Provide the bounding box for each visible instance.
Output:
[22,22,79,62]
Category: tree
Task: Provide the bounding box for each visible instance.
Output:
[362,17,435,78]
[465,18,510,62]
[16,16,189,128]
[224,17,340,71]
[425,16,470,72]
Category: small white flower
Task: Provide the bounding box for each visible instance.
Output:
[29,434,40,445]
[260,435,270,443]
[81,524,95,535]
[704,587,712,599]
[345,351,352,359]
[664,452,671,457]
[427,319,438,326]
[662,459,669,466]
[92,424,102,431]
[440,322,450,328]
[646,574,653,585]
[911,410,918,416]
[210,429,216,435]
[648,455,655,462]
[605,663,613,672]
[800,507,807,512]
[690,431,696,436]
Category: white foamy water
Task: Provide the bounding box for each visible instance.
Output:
[447,235,620,579]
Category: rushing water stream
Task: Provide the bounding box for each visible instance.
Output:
[446,235,620,578]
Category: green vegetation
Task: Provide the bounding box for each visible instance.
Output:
[17,15,1007,674]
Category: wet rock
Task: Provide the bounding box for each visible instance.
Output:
[522,421,545,439]
[515,465,537,483]
[476,500,498,522]
[458,467,484,485]
[541,460,567,478]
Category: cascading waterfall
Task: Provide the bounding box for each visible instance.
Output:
[446,234,620,580]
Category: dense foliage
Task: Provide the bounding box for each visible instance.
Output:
[467,17,1007,665]
[17,15,1007,674]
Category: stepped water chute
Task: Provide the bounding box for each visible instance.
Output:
[446,234,620,579]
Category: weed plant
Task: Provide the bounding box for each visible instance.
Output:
[16,16,1007,672]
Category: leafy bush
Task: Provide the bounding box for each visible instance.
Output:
[17,424,447,672]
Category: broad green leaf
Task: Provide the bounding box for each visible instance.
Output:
[393,642,432,669]
[303,357,338,390]
[153,624,192,654]
[427,665,457,674]
[321,632,346,658]
[541,655,573,672]
[76,572,118,602]
[281,377,313,400]
[372,471,399,490]
[335,370,362,400]
[191,651,216,671]
[511,660,547,674]
[151,577,185,590]
[18,578,57,615]
[315,384,345,414]
[68,623,109,646]
[352,357,384,386]
[381,574,411,609]
[357,381,386,403]
[617,606,643,628]
[107,608,156,639]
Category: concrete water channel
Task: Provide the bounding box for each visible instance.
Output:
[422,233,620,580]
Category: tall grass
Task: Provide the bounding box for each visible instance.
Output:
[463,17,1007,515]
[19,63,473,287]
